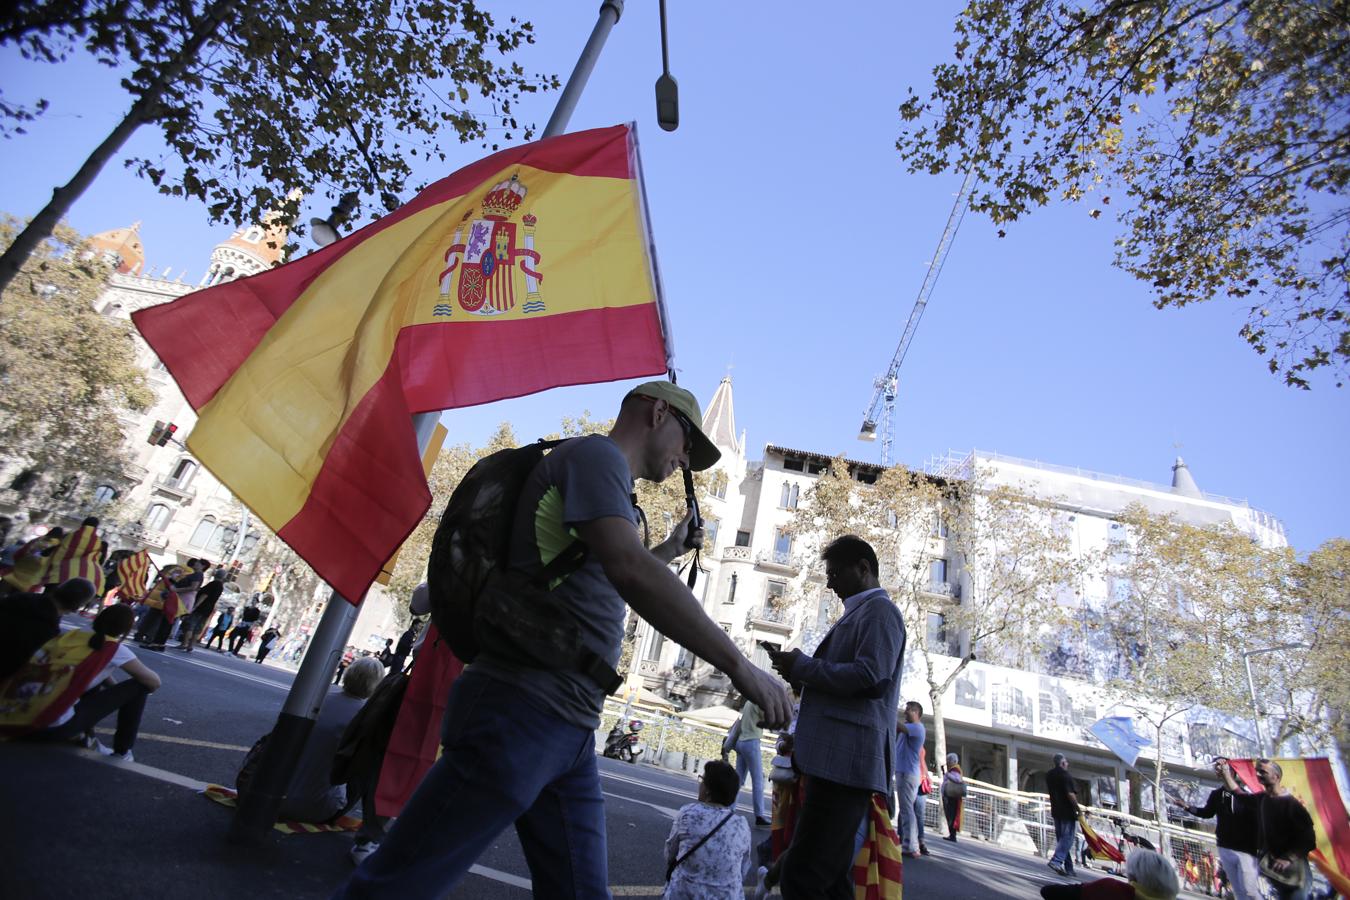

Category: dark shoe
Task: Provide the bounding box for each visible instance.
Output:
[1048,861,1066,875]
[902,851,920,859]
[919,844,930,856]
[755,817,772,827]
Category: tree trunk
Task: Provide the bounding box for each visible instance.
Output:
[0,0,240,297]
[1152,722,1172,859]
[931,691,950,836]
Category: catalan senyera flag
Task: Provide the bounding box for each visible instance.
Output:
[1229,757,1350,896]
[133,125,671,602]
[852,794,903,899]
[43,524,105,595]
[115,550,152,600]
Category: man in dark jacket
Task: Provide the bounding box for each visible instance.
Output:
[179,569,226,653]
[1045,754,1081,876]
[1184,758,1260,900]
[1254,759,1317,900]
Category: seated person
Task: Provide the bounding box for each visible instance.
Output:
[0,578,97,679]
[665,760,752,900]
[1040,848,1180,900]
[278,657,385,824]
[4,604,160,761]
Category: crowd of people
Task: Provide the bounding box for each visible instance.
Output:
[0,382,1333,900]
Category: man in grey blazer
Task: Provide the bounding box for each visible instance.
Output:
[768,535,906,900]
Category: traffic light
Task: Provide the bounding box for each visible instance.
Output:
[148,421,178,446]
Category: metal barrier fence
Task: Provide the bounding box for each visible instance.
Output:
[923,776,1223,895]
[598,703,1227,895]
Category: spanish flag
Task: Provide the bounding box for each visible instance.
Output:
[133,125,670,601]
[1229,757,1350,896]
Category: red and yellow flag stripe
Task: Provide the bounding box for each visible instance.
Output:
[115,550,151,600]
[133,125,669,602]
[44,525,105,596]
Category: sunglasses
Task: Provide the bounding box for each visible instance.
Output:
[638,395,694,453]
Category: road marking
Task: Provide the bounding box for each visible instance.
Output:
[602,790,678,819]
[467,864,531,890]
[600,767,760,816]
[67,744,211,791]
[609,887,667,896]
[153,651,291,690]
[94,728,250,753]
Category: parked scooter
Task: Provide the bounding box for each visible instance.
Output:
[602,719,645,763]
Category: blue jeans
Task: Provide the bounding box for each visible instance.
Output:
[1050,817,1077,874]
[913,789,927,845]
[735,737,767,819]
[896,772,921,853]
[335,670,609,899]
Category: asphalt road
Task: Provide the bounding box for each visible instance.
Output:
[9,623,1101,898]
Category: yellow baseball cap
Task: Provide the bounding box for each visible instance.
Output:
[625,381,721,471]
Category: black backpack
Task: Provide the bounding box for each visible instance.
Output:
[426,439,622,694]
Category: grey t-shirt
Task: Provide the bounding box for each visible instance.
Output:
[472,435,637,729]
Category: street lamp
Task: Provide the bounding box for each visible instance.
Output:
[1242,643,1310,757]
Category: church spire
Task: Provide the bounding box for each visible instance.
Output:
[702,376,741,456]
[1171,456,1202,498]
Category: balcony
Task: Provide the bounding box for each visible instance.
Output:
[124,523,169,549]
[746,603,795,635]
[924,581,961,600]
[721,545,752,562]
[152,475,197,505]
[755,549,801,574]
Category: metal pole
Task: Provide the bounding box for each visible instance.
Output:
[229,0,627,843]
[1243,652,1268,758]
[542,0,624,139]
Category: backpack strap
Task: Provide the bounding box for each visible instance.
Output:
[667,810,737,881]
[530,539,588,589]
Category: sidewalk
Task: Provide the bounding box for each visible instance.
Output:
[0,741,353,899]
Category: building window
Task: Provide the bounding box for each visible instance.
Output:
[806,461,827,475]
[930,558,948,586]
[816,594,834,628]
[735,530,751,547]
[766,580,787,606]
[93,484,117,505]
[709,470,728,500]
[641,624,665,662]
[725,572,738,604]
[703,518,719,550]
[239,531,261,557]
[783,456,805,472]
[190,516,217,547]
[773,528,793,558]
[855,469,877,484]
[145,503,173,531]
[927,612,950,654]
[244,227,264,243]
[171,458,198,487]
[932,513,949,538]
[779,482,799,509]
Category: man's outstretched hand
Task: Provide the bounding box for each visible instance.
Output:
[730,660,792,730]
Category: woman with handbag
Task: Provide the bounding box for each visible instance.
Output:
[664,760,751,899]
[941,752,966,841]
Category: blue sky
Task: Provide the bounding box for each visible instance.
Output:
[1,3,1345,552]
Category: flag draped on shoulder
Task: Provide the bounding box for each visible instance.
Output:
[0,631,118,736]
[133,125,671,602]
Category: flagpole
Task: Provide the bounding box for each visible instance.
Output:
[228,0,626,843]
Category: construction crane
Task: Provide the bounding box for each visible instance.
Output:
[858,170,975,465]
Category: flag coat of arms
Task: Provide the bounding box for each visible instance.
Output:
[133,125,671,601]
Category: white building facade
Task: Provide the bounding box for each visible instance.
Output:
[630,377,1300,817]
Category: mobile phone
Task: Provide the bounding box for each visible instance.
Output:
[758,640,781,654]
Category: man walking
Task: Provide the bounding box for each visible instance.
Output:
[228,597,262,655]
[733,699,771,826]
[1254,758,1316,900]
[1046,753,1081,876]
[896,700,929,857]
[1183,758,1261,900]
[767,535,906,900]
[337,381,791,899]
[179,568,225,653]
